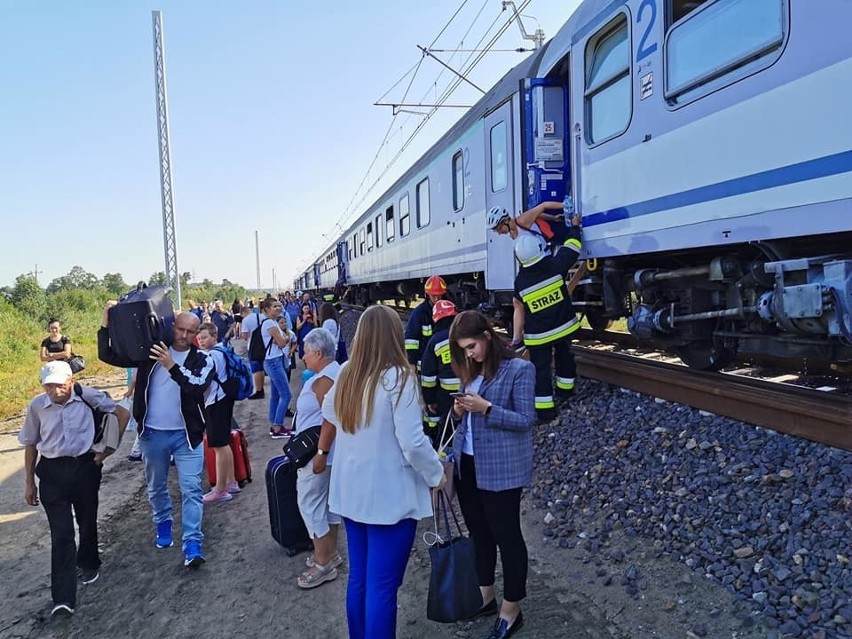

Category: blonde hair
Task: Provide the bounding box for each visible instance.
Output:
[333,305,415,434]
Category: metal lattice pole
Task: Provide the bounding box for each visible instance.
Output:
[152,10,182,309]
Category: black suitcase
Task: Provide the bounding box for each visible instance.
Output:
[108,284,175,364]
[266,455,312,556]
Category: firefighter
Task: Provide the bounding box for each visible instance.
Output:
[513,217,582,421]
[405,275,447,371]
[420,300,460,443]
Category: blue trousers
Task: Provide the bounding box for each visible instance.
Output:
[263,356,291,426]
[139,428,204,550]
[343,517,417,639]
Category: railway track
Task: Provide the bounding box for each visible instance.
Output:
[339,303,851,450]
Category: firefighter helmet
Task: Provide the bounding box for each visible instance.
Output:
[424,275,447,296]
[486,206,510,230]
[432,299,458,323]
[514,233,547,267]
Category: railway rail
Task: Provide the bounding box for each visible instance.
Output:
[339,303,851,450]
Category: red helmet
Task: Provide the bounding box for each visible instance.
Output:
[424,275,447,296]
[432,299,458,323]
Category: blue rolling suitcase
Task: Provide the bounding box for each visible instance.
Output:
[265,455,312,556]
[107,284,175,364]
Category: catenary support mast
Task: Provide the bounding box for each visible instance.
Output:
[152,10,182,309]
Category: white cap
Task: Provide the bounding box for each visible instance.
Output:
[40,361,73,385]
[514,233,547,267]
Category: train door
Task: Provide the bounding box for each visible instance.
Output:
[484,100,516,291]
[521,78,571,211]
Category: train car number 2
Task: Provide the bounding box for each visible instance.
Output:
[636,0,658,63]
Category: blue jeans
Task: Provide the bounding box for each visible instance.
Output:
[343,517,417,639]
[263,356,291,426]
[139,428,204,550]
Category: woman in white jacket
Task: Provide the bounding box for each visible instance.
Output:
[321,304,445,639]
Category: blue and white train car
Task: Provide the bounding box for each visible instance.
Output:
[298,0,852,367]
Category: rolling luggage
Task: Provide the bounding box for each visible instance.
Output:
[265,455,311,556]
[108,284,175,363]
[204,427,252,487]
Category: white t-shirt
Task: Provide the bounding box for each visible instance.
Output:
[321,319,340,343]
[202,348,227,405]
[240,312,259,338]
[262,319,287,360]
[144,348,190,431]
[462,375,484,455]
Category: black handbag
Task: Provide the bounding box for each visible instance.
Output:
[281,424,321,468]
[68,354,86,374]
[426,490,482,623]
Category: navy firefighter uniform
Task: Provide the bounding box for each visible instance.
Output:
[513,226,582,419]
[420,300,460,440]
[404,275,447,371]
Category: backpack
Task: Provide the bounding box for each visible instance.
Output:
[248,318,272,362]
[212,344,254,400]
[74,383,126,458]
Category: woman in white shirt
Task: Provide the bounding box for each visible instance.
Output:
[320,305,445,639]
[262,302,292,439]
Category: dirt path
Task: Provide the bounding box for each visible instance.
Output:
[0,368,764,639]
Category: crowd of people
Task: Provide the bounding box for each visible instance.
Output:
[19,200,583,638]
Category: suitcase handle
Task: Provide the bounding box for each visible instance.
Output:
[146,313,161,343]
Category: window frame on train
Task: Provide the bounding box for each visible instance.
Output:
[416,177,431,228]
[399,193,411,237]
[452,150,464,211]
[490,120,508,193]
[367,221,374,252]
[385,205,395,243]
[664,0,788,105]
[375,213,382,248]
[359,228,365,255]
[584,11,632,146]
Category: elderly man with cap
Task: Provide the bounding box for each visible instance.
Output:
[19,361,127,617]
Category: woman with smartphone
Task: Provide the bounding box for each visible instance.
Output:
[448,310,536,639]
[295,303,316,361]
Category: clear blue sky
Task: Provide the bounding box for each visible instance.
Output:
[0,0,579,291]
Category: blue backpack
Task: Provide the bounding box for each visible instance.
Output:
[212,344,253,401]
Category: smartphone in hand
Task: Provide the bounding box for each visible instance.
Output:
[450,392,467,399]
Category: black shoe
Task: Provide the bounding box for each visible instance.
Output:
[468,598,498,620]
[486,611,524,639]
[78,568,99,585]
[536,409,557,423]
[248,391,265,400]
[51,603,75,617]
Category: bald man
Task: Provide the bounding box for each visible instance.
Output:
[98,306,215,568]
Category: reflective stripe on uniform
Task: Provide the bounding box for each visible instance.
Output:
[563,238,582,252]
[535,395,555,409]
[523,317,580,346]
[405,339,419,351]
[555,376,575,391]
[434,339,451,365]
[439,377,461,392]
[423,414,440,428]
[421,325,433,337]
[421,375,437,388]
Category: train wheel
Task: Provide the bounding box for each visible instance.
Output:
[584,310,612,332]
[675,340,736,371]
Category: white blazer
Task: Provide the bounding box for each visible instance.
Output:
[322,366,443,525]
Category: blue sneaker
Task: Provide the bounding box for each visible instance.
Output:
[184,541,205,568]
[155,520,173,549]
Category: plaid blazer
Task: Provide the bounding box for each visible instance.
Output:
[451,357,536,491]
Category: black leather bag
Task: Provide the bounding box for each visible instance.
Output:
[68,354,86,374]
[426,491,482,623]
[281,425,321,468]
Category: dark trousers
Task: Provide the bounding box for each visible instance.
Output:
[35,453,102,607]
[456,454,528,601]
[528,337,576,413]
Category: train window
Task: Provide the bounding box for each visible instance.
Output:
[668,0,709,25]
[375,214,382,247]
[665,0,784,100]
[386,206,395,242]
[452,151,464,211]
[359,228,365,255]
[399,194,410,237]
[416,178,430,228]
[584,14,631,144]
[352,233,358,258]
[490,121,507,192]
[367,222,374,251]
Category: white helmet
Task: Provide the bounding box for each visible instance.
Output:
[514,233,547,267]
[486,206,510,230]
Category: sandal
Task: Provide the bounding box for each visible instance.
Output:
[297,562,338,589]
[305,552,343,569]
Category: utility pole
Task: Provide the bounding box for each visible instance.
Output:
[255,230,261,290]
[33,264,42,284]
[152,10,182,309]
